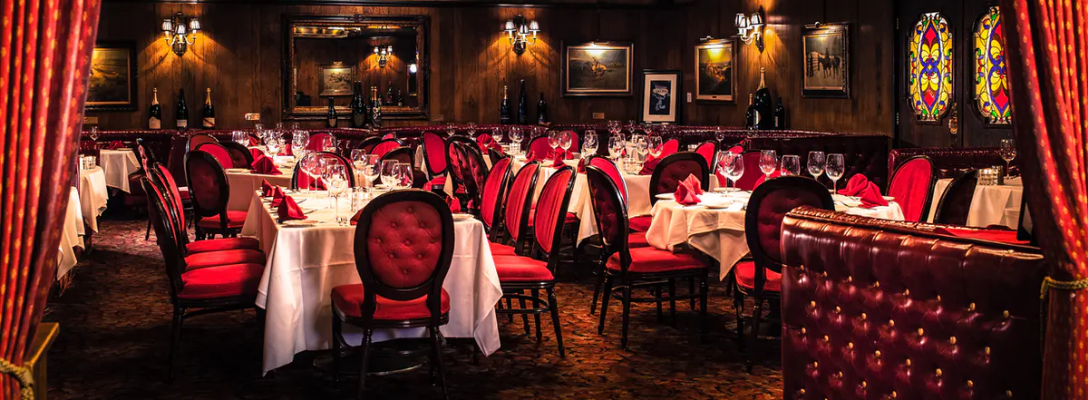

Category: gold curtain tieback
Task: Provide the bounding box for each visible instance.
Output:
[1040,276,1088,299]
[0,357,33,400]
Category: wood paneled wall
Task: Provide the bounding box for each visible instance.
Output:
[89,0,895,136]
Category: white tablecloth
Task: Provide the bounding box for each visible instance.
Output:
[226,169,292,211]
[646,191,905,280]
[241,191,502,374]
[57,188,86,281]
[98,149,140,193]
[928,177,1023,228]
[78,167,109,233]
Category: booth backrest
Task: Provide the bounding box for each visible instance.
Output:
[889,147,1019,182]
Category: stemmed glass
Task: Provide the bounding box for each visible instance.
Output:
[232,131,248,146]
[319,158,335,207]
[727,154,745,190]
[351,149,367,171]
[759,150,778,179]
[807,151,826,181]
[826,153,845,192]
[633,135,649,160]
[583,130,599,157]
[326,165,349,225]
[380,160,398,189]
[780,155,801,176]
[547,130,560,154]
[321,136,337,153]
[360,155,379,195]
[607,121,621,138]
[509,127,523,155]
[714,126,726,147]
[999,138,1016,179]
[292,135,310,161]
[446,123,457,137]
[608,136,624,161]
[266,136,283,158]
[626,120,637,136]
[89,126,100,142]
[558,131,573,155]
[394,162,413,189]
[300,154,322,194]
[492,127,505,145]
[648,136,664,158]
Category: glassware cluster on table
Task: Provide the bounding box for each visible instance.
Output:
[712,148,847,193]
[603,121,656,175]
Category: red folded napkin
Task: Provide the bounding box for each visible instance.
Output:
[446,195,461,213]
[250,148,266,160]
[477,135,503,153]
[673,175,704,206]
[838,174,869,196]
[753,170,781,188]
[933,227,1029,245]
[277,195,307,220]
[105,140,124,150]
[858,182,889,208]
[251,155,282,175]
[639,153,660,175]
[269,187,287,207]
[727,146,744,154]
[576,158,587,173]
[261,179,275,197]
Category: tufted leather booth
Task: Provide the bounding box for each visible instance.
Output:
[779,207,1044,400]
[889,147,1020,183]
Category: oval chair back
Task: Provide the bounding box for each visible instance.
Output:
[887,155,937,222]
[186,134,218,153]
[659,138,681,158]
[308,132,334,151]
[290,151,355,190]
[526,136,553,160]
[352,190,454,323]
[533,166,578,260]
[184,150,231,228]
[194,142,234,169]
[481,157,512,232]
[504,161,541,247]
[371,138,404,159]
[140,176,186,299]
[649,152,710,205]
[585,165,632,272]
[694,141,718,169]
[420,132,449,176]
[221,141,255,168]
[744,176,834,289]
[734,151,764,191]
[145,163,185,238]
[355,136,382,154]
[379,146,413,166]
[135,138,158,168]
[587,156,629,206]
[933,169,979,225]
[455,142,489,210]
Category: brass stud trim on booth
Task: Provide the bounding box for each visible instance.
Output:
[904,289,910,295]
[810,301,817,307]
[801,327,807,334]
[875,350,882,358]
[800,389,805,395]
[967,380,975,388]
[969,302,977,311]
[848,342,854,349]
[862,381,867,388]
[917,328,925,336]
[835,306,841,313]
[950,336,957,344]
[847,276,853,282]
[813,361,819,368]
[906,358,912,366]
[1006,390,1012,397]
[936,368,943,376]
[937,295,942,301]
[892,391,898,398]
[861,313,868,320]
[985,346,991,355]
[1003,310,1010,318]
[889,319,895,327]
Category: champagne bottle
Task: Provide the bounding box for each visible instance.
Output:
[176,89,188,130]
[326,97,338,128]
[773,96,786,129]
[350,82,367,128]
[385,81,395,106]
[516,79,528,124]
[500,84,512,125]
[536,92,547,125]
[753,67,772,130]
[149,88,162,130]
[745,93,758,130]
[202,88,215,129]
[370,86,383,128]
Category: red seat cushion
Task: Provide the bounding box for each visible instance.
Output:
[606,246,705,274]
[733,260,782,292]
[197,210,248,229]
[628,232,652,248]
[332,284,451,320]
[489,242,517,256]
[492,255,554,282]
[178,263,263,300]
[185,237,260,254]
[629,215,652,232]
[933,227,1030,245]
[185,249,266,270]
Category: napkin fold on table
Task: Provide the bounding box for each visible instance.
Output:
[639,152,661,175]
[277,195,307,220]
[576,158,587,174]
[261,179,275,197]
[837,174,870,196]
[269,187,287,207]
[446,194,462,213]
[251,155,282,175]
[476,135,503,154]
[857,182,889,208]
[673,175,704,206]
[249,148,266,160]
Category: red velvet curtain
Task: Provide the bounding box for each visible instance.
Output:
[0,0,100,398]
[999,1,1088,398]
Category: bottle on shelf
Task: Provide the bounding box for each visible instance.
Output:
[745,93,758,130]
[350,81,367,128]
[370,86,383,128]
[176,89,189,131]
[773,96,786,129]
[385,81,395,106]
[536,92,547,125]
[202,88,216,129]
[148,88,162,130]
[500,83,512,125]
[326,97,338,128]
[753,67,773,130]
[516,79,528,125]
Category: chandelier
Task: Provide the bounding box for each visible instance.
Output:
[503,14,540,56]
[161,12,201,57]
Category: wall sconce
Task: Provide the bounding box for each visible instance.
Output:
[374,45,393,68]
[735,6,765,52]
[503,14,539,56]
[161,12,200,57]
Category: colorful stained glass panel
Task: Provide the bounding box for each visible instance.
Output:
[908,12,953,122]
[974,7,1011,125]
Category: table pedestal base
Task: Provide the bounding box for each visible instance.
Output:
[312,339,430,377]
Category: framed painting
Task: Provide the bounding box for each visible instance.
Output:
[562,41,633,97]
[640,70,681,124]
[86,42,137,111]
[319,63,355,97]
[694,39,736,102]
[801,24,850,98]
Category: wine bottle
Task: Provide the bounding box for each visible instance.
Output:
[370,86,383,128]
[385,81,395,106]
[350,82,367,128]
[500,84,512,125]
[176,89,189,130]
[753,67,773,130]
[745,93,758,130]
[326,97,338,128]
[202,88,215,129]
[536,92,547,125]
[773,96,786,129]
[149,88,162,130]
[396,89,404,107]
[516,79,528,124]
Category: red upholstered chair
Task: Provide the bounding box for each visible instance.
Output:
[733,176,833,371]
[694,141,718,169]
[185,150,247,240]
[660,138,681,156]
[220,141,255,168]
[290,152,355,190]
[481,157,512,240]
[140,177,265,379]
[194,142,235,169]
[370,138,403,159]
[525,135,554,160]
[587,156,628,203]
[330,190,455,398]
[307,132,334,151]
[420,132,449,192]
[933,169,979,226]
[733,151,764,191]
[354,136,381,155]
[491,166,575,356]
[452,142,489,214]
[491,161,541,257]
[585,165,709,349]
[185,134,218,153]
[886,155,937,222]
[648,152,710,206]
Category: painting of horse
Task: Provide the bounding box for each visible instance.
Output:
[802,24,850,98]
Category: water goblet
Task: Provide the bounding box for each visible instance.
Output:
[759,150,778,178]
[807,151,826,181]
[999,138,1016,179]
[826,153,845,192]
[780,155,801,177]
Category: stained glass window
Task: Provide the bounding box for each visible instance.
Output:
[974,7,1011,125]
[908,12,953,122]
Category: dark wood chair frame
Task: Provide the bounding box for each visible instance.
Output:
[482,156,513,242]
[184,150,237,240]
[220,141,255,167]
[933,168,979,226]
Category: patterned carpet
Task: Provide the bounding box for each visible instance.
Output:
[43,219,783,399]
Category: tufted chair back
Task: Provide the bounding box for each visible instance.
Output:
[421,132,448,176]
[585,165,631,270]
[660,138,681,157]
[481,157,512,230]
[933,169,978,226]
[290,151,355,190]
[887,156,937,222]
[184,150,230,227]
[141,177,187,300]
[371,139,404,160]
[194,142,234,169]
[533,166,577,256]
[353,190,454,323]
[307,133,334,151]
[587,156,629,206]
[221,141,255,168]
[779,206,1044,400]
[186,134,218,153]
[455,143,489,209]
[745,176,833,284]
[694,140,718,168]
[504,161,540,244]
[649,152,710,205]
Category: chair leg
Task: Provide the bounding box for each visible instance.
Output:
[145,218,152,240]
[506,297,514,322]
[598,276,613,335]
[590,266,605,315]
[519,294,531,336]
[332,317,341,384]
[655,284,663,323]
[668,278,678,326]
[747,297,764,373]
[532,289,542,343]
[547,288,565,358]
[168,306,184,381]
[733,285,746,352]
[430,327,450,400]
[357,328,373,400]
[689,277,697,311]
[699,276,709,336]
[621,283,632,350]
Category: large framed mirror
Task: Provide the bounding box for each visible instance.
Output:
[284,15,429,121]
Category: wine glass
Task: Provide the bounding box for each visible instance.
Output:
[634,135,649,160]
[547,130,560,152]
[292,135,309,160]
[759,150,778,178]
[89,126,100,142]
[626,120,637,136]
[583,130,599,157]
[300,154,322,194]
[999,138,1016,179]
[321,136,337,153]
[361,154,379,194]
[714,126,726,147]
[727,154,745,190]
[351,149,367,170]
[716,150,735,189]
[326,165,349,225]
[232,131,248,146]
[607,120,620,136]
[826,153,845,192]
[558,131,573,153]
[780,155,801,177]
[492,127,505,145]
[648,136,663,158]
[380,160,398,189]
[466,122,477,137]
[608,136,624,160]
[266,136,283,157]
[807,151,826,181]
[394,162,413,189]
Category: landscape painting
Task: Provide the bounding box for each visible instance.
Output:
[695,40,735,101]
[319,64,354,97]
[86,43,136,111]
[802,24,850,98]
[563,42,633,96]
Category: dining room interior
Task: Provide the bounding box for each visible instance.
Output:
[0,0,1081,399]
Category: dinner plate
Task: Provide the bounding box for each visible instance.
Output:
[226,168,251,173]
[452,213,475,221]
[702,202,732,209]
[281,220,315,227]
[655,193,675,200]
